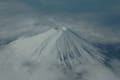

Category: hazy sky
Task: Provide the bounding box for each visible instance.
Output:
[0,0,120,43]
[20,0,120,26]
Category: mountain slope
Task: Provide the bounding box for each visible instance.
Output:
[0,27,119,80]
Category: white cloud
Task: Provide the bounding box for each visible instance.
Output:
[110,59,120,77]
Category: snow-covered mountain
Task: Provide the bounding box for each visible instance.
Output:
[0,27,119,80]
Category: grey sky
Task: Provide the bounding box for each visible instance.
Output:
[19,0,120,29]
[0,0,120,44]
